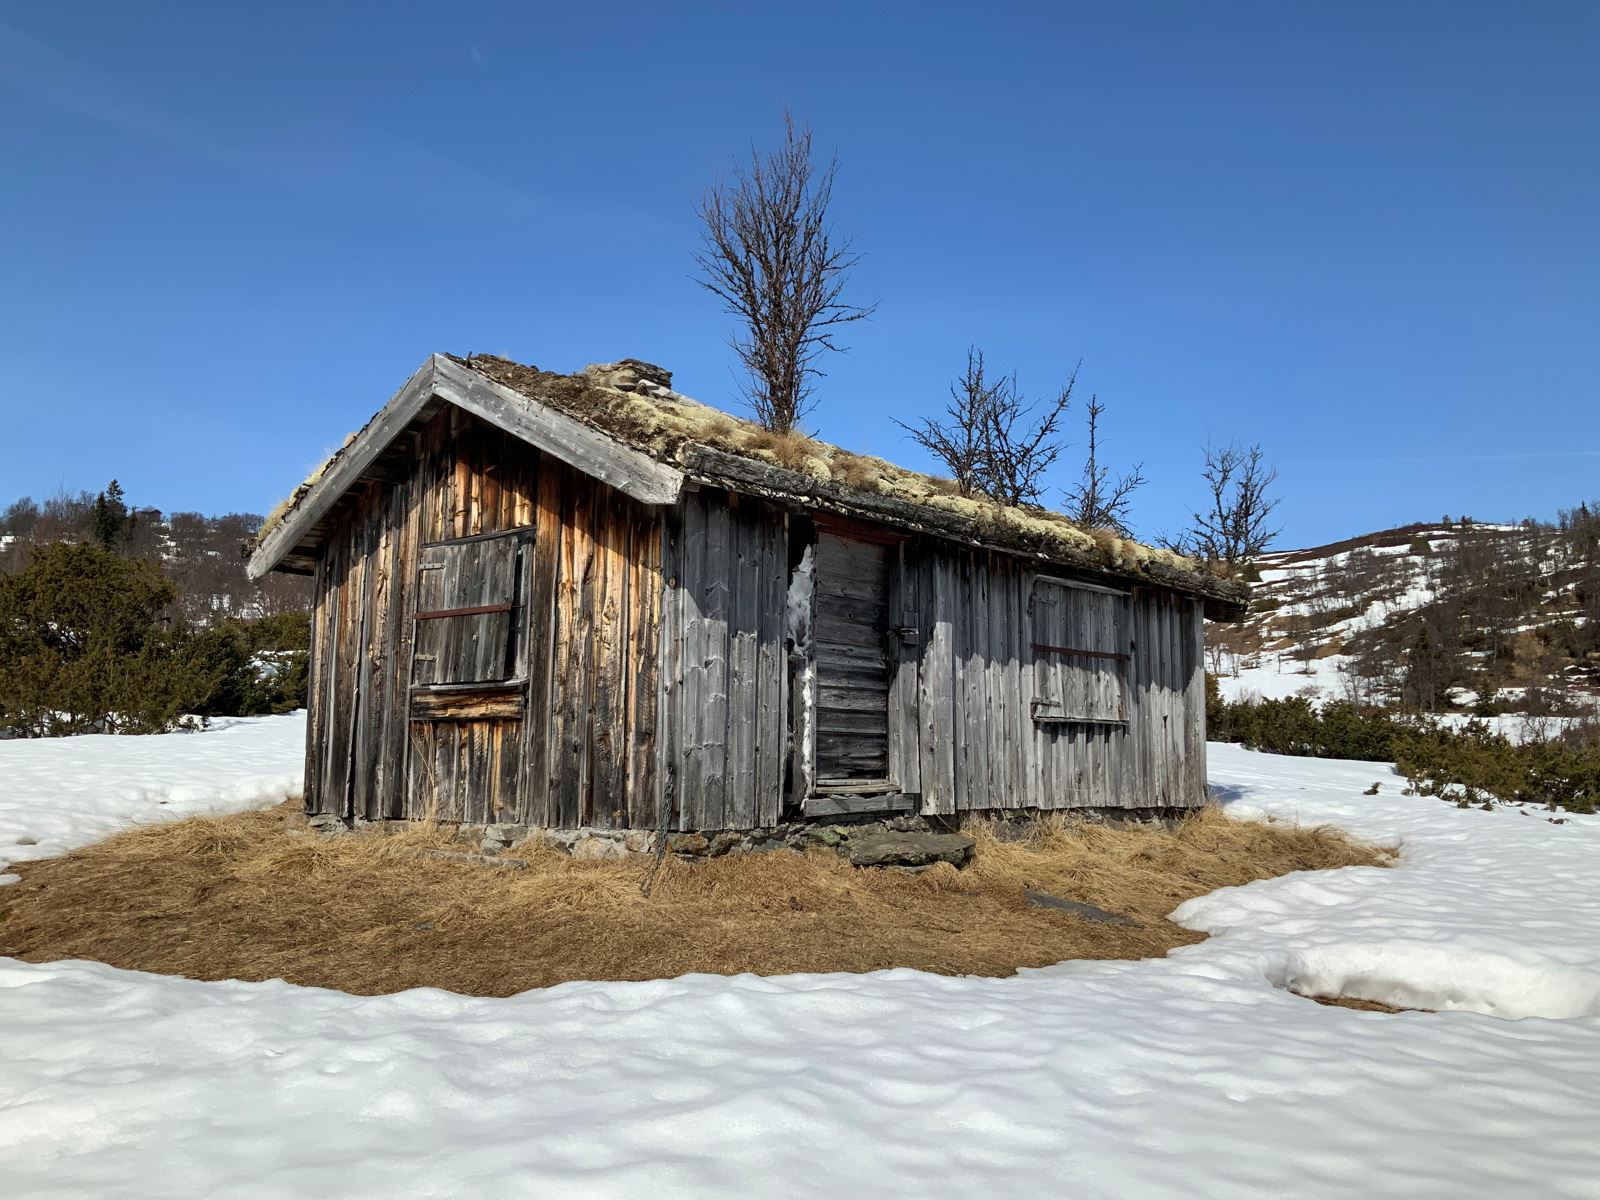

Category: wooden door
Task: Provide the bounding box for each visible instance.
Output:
[812,527,894,787]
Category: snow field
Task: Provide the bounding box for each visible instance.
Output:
[1189,745,1600,1021]
[0,719,1598,1196]
[0,713,305,882]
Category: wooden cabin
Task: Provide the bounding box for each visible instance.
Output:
[249,354,1248,833]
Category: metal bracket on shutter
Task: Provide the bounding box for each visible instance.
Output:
[414,603,516,621]
[1030,643,1130,663]
[419,562,445,571]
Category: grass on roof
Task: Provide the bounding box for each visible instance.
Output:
[253,354,1229,602]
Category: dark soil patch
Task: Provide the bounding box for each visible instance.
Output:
[1296,991,1427,1014]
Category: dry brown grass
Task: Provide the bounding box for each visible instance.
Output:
[0,805,1384,997]
[828,451,887,491]
[740,426,824,471]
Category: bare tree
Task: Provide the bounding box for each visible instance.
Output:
[1169,442,1282,573]
[899,348,1074,506]
[693,113,874,433]
[978,367,1075,507]
[1062,396,1144,533]
[895,348,997,497]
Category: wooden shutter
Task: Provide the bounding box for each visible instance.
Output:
[412,534,525,687]
[1031,578,1129,723]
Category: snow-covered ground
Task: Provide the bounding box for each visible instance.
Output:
[1214,649,1352,702]
[2,725,1599,1197]
[0,713,305,882]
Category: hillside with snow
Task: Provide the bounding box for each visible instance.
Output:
[1211,515,1600,716]
[0,490,309,623]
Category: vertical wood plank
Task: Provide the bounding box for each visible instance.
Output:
[676,494,707,830]
[698,492,732,830]
[626,509,662,828]
[350,488,380,821]
[589,487,629,826]
[304,555,329,814]
[332,514,365,820]
[562,474,599,826]
[375,468,411,818]
[723,499,753,828]
[519,455,560,826]
[886,540,921,796]
[656,505,684,832]
[918,548,957,815]
[755,507,786,825]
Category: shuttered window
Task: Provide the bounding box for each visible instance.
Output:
[1030,577,1129,723]
[412,533,527,687]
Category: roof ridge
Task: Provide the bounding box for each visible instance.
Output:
[253,352,1248,617]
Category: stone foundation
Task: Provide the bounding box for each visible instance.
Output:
[468,811,946,862]
[327,804,1198,866]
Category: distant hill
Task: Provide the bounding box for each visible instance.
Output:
[0,489,309,623]
[1210,511,1600,715]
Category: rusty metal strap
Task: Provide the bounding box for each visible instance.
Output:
[1031,642,1129,663]
[414,603,514,621]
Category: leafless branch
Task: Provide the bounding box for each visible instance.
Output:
[1178,441,1282,572]
[1062,396,1144,534]
[895,348,996,497]
[898,349,1074,506]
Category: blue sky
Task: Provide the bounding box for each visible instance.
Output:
[1,2,1595,548]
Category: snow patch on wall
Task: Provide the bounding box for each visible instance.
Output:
[785,545,815,788]
[784,545,813,654]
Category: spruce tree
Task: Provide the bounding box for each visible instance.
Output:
[89,479,132,550]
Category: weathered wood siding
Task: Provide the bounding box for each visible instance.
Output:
[910,541,1206,814]
[658,487,788,831]
[518,458,662,830]
[305,407,664,828]
[303,407,1207,829]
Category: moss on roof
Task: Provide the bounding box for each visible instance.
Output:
[256,353,1247,613]
[460,355,1232,592]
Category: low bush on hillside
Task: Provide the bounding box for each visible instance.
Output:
[0,541,307,736]
[1207,678,1600,813]
[1393,721,1600,814]
[1206,683,1411,761]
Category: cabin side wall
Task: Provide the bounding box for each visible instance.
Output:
[909,540,1207,815]
[304,406,665,827]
